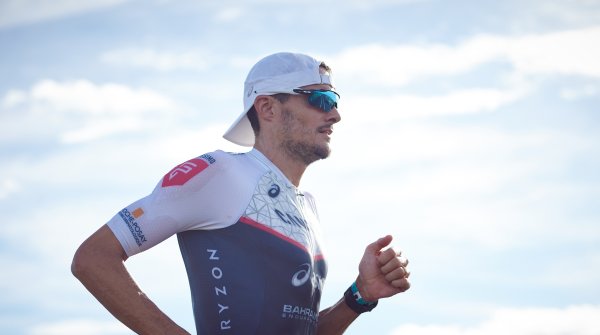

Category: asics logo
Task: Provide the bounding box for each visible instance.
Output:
[268,183,280,198]
[291,263,311,287]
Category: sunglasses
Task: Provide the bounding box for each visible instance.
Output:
[292,89,340,112]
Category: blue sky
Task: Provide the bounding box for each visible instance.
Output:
[1,0,600,334]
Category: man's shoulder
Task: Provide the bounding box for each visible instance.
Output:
[159,149,259,189]
[160,151,219,188]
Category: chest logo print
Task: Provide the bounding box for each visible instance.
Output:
[268,183,281,198]
[291,263,311,287]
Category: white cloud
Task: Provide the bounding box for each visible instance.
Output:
[214,6,245,22]
[213,0,423,6]
[100,48,212,72]
[332,112,548,170]
[0,179,20,199]
[506,26,600,77]
[0,0,131,28]
[29,79,174,115]
[538,248,600,289]
[332,42,496,86]
[60,117,142,143]
[29,319,129,335]
[312,112,600,250]
[1,79,178,143]
[330,26,600,86]
[344,86,528,120]
[560,84,600,100]
[531,0,600,28]
[389,305,600,335]
[1,89,27,108]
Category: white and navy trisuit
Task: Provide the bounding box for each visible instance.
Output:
[107,149,328,334]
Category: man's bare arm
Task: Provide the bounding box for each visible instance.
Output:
[316,297,358,335]
[71,225,189,335]
[316,235,410,335]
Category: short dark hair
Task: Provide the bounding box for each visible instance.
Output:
[247,62,332,136]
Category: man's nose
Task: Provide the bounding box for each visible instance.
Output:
[327,107,341,124]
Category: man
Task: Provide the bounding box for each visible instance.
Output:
[72,52,410,334]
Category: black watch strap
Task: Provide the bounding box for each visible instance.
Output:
[343,282,378,314]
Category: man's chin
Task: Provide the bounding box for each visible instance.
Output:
[314,144,331,161]
[282,138,332,165]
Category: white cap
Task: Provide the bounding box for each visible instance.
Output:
[223,52,333,146]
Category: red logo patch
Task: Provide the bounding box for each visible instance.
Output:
[162,158,209,187]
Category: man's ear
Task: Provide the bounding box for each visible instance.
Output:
[254,95,278,123]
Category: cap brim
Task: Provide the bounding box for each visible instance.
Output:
[223,112,254,146]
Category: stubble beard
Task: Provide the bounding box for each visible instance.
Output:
[280,108,331,166]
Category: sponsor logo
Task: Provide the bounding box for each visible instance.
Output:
[162,156,213,187]
[118,208,147,247]
[132,207,144,219]
[268,183,280,198]
[207,249,232,331]
[282,304,318,324]
[291,263,311,287]
[274,209,307,229]
[200,153,216,164]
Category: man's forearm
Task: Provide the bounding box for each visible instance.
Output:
[317,298,358,335]
[72,226,189,335]
[74,260,187,334]
[317,235,411,334]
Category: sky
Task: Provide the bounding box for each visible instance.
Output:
[1,0,600,334]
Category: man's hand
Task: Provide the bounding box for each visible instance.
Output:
[316,235,410,334]
[356,235,410,302]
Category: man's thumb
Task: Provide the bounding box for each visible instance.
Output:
[368,235,393,253]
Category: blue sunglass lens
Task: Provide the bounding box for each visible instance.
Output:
[307,91,339,112]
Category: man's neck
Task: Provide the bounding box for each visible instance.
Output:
[253,144,307,187]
